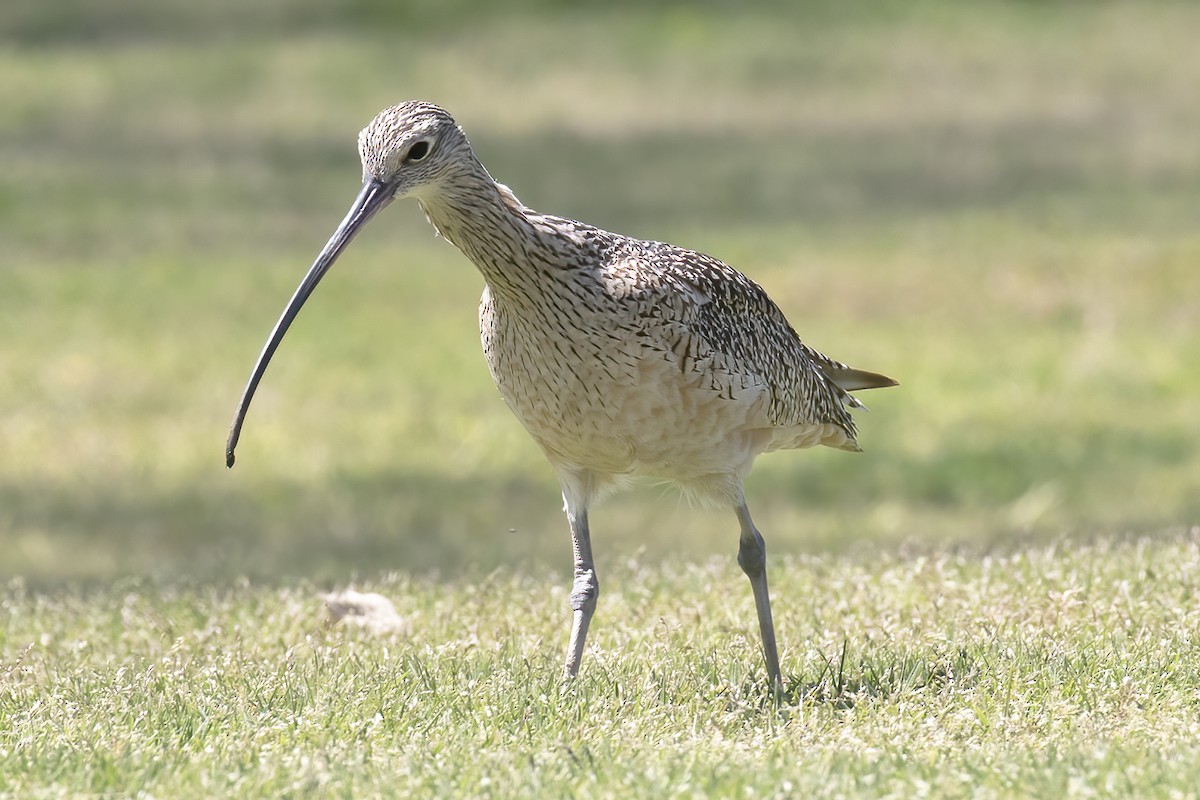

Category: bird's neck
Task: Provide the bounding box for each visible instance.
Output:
[417,163,587,305]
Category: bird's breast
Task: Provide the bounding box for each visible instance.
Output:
[478,286,771,481]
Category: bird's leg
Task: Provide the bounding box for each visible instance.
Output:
[735,502,782,690]
[563,500,599,678]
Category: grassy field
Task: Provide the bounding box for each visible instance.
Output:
[5,536,1200,796]
[3,0,1200,796]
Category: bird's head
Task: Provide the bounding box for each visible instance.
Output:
[224,101,466,468]
[357,101,469,201]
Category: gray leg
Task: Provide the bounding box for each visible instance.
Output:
[563,501,599,677]
[735,502,782,688]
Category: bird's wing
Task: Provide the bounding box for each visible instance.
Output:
[610,241,881,437]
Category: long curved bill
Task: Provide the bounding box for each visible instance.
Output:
[226,178,393,468]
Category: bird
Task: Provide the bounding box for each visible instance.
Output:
[226,101,896,688]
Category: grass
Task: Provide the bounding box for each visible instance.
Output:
[2,0,1200,795]
[5,533,1200,796]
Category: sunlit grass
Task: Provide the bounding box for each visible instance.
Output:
[4,533,1200,796]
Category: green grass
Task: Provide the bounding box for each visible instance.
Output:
[5,534,1200,796]
[2,0,1200,795]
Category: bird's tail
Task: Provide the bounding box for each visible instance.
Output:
[825,366,899,393]
[822,365,898,412]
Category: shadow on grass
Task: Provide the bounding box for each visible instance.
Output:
[480,121,1199,239]
[716,638,983,714]
[24,110,1200,250]
[4,413,1195,589]
[3,0,904,47]
[789,638,980,708]
[687,639,986,720]
[14,69,1200,266]
[1,470,564,589]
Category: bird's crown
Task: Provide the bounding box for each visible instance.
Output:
[358,101,463,183]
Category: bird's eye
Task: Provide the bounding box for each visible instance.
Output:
[405,141,431,162]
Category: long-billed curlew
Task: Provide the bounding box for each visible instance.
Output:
[227,101,896,687]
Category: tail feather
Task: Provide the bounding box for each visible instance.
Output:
[823,366,899,393]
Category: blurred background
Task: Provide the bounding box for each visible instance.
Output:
[2,0,1198,586]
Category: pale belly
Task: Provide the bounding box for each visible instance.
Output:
[482,312,773,483]
[477,282,854,498]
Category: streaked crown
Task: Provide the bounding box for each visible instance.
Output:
[357,101,467,189]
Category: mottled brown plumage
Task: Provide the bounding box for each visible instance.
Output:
[227,101,896,687]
